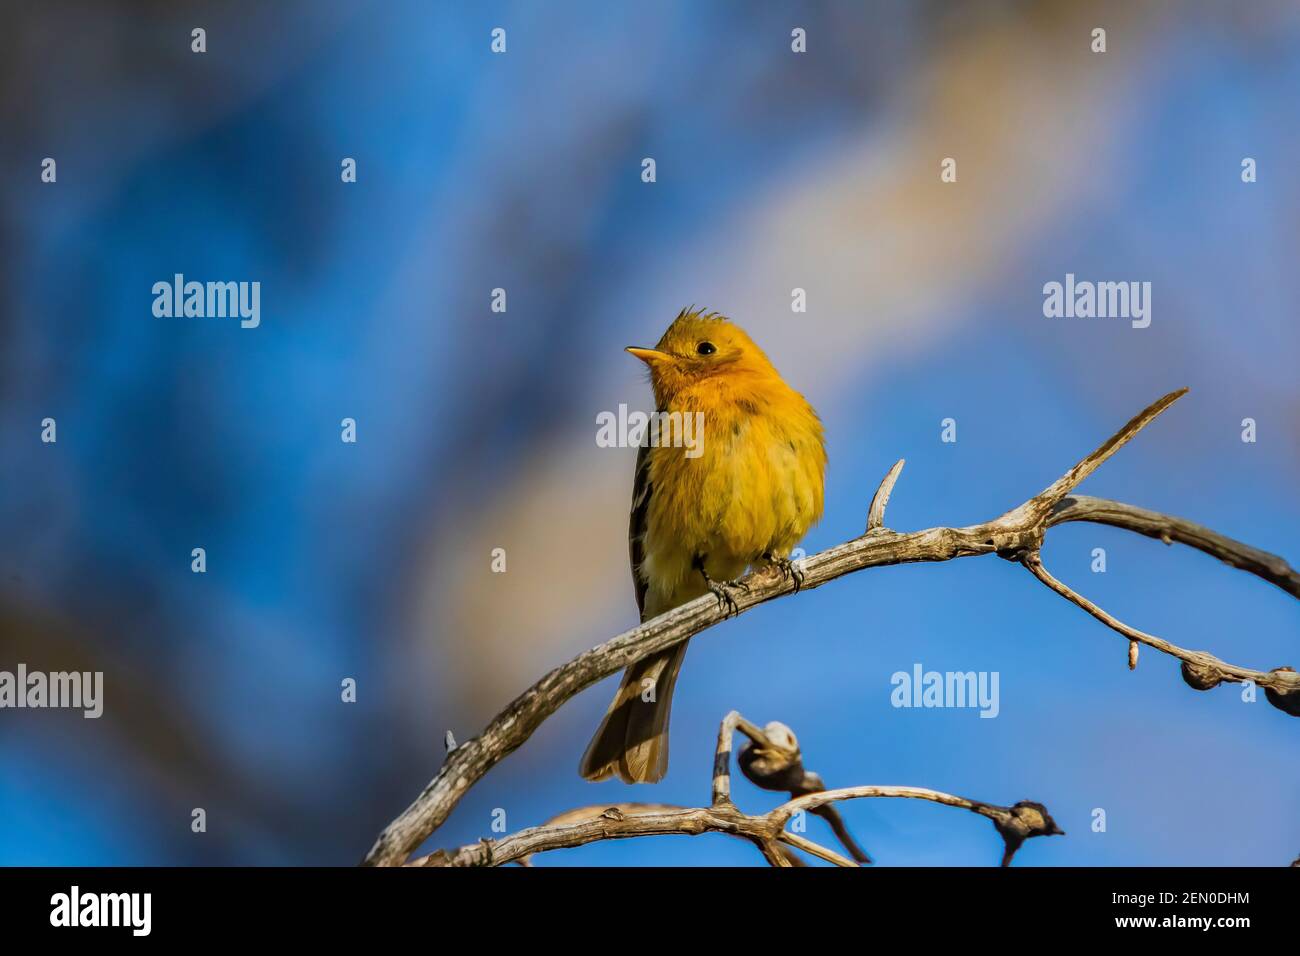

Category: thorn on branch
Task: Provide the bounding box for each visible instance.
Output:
[866,459,905,533]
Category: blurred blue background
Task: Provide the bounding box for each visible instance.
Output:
[1,0,1296,866]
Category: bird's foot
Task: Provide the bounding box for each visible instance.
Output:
[699,568,748,618]
[693,554,749,617]
[764,552,805,592]
[710,578,750,618]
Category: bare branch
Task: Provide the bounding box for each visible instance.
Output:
[509,802,691,867]
[779,831,856,867]
[409,804,755,867]
[364,389,1297,866]
[410,785,1062,868]
[410,714,1062,868]
[1049,495,1300,599]
[1020,387,1189,522]
[711,709,765,806]
[1021,553,1294,693]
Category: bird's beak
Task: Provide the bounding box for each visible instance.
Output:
[626,346,672,366]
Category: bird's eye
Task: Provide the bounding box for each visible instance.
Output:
[696,342,716,355]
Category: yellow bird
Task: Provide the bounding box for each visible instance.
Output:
[579,308,827,783]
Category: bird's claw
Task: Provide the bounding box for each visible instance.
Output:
[694,554,749,618]
[765,553,805,592]
[705,578,747,618]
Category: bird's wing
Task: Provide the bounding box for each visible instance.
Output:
[628,442,652,619]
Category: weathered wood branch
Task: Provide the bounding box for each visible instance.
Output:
[1021,554,1298,704]
[363,388,1298,866]
[410,712,1063,867]
[1048,495,1300,599]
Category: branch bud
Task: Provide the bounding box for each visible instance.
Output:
[1180,659,1222,691]
[1264,667,1300,717]
[994,800,1064,866]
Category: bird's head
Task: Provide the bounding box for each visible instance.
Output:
[626,307,775,405]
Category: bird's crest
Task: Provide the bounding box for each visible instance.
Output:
[673,305,729,325]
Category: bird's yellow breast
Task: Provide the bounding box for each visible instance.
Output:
[638,378,826,616]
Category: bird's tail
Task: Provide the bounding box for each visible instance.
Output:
[578,641,689,783]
